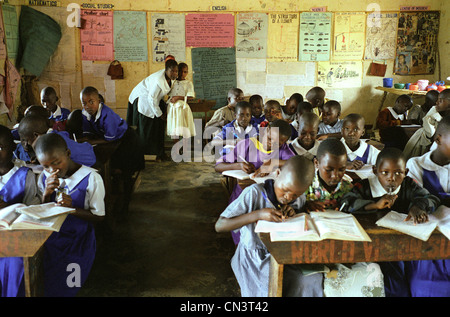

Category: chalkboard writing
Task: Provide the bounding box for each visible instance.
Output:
[192,47,236,109]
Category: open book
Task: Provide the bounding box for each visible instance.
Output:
[222,169,277,184]
[0,203,72,232]
[376,206,450,241]
[255,210,371,242]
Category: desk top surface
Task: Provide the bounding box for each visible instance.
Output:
[0,230,53,258]
[259,210,450,264]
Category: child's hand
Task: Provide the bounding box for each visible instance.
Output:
[306,201,326,212]
[374,194,397,209]
[253,159,275,177]
[280,205,296,219]
[0,199,9,209]
[347,160,364,170]
[56,193,73,208]
[406,205,428,224]
[44,169,60,197]
[240,161,256,173]
[256,208,283,222]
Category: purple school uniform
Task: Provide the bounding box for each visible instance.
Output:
[0,167,31,297]
[82,103,128,142]
[251,115,265,125]
[349,144,370,164]
[42,171,96,297]
[51,107,70,123]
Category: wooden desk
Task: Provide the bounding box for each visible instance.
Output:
[259,211,450,297]
[188,100,216,125]
[0,230,52,296]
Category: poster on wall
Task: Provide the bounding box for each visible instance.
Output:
[191,47,236,108]
[2,5,19,60]
[332,12,366,60]
[114,11,148,62]
[80,10,114,61]
[317,61,362,88]
[299,12,332,62]
[151,13,185,63]
[235,13,268,59]
[364,12,398,60]
[185,14,234,48]
[394,11,440,75]
[267,13,299,62]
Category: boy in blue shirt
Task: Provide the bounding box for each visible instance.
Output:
[40,86,71,132]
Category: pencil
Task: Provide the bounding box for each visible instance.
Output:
[238,155,248,164]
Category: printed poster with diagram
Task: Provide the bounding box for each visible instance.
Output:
[317,61,362,88]
[267,13,299,62]
[364,12,398,60]
[333,12,366,60]
[185,14,234,48]
[299,12,332,61]
[80,10,114,61]
[114,11,148,62]
[394,11,440,75]
[236,13,268,59]
[151,13,186,63]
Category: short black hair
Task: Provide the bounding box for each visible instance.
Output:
[289,93,303,104]
[435,114,450,137]
[297,101,313,114]
[0,124,15,150]
[80,86,99,98]
[395,94,413,105]
[228,88,243,98]
[270,119,292,138]
[323,100,341,112]
[18,115,49,138]
[165,59,178,70]
[375,147,406,168]
[316,138,347,160]
[265,100,281,111]
[235,101,252,113]
[34,132,68,157]
[343,113,365,126]
[249,94,263,105]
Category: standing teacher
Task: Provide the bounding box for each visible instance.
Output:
[127,58,178,161]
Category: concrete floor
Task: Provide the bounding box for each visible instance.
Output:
[78,159,241,297]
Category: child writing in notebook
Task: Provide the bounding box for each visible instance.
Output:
[215,155,322,297]
[211,101,259,155]
[305,138,353,212]
[404,115,450,297]
[40,86,71,132]
[249,94,265,126]
[317,100,343,140]
[341,113,380,170]
[340,148,441,297]
[289,112,320,160]
[0,125,40,297]
[36,133,105,296]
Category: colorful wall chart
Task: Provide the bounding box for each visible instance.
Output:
[333,12,366,60]
[80,10,114,61]
[151,13,185,62]
[185,14,234,48]
[267,13,299,62]
[299,12,332,61]
[114,11,148,62]
[236,13,268,59]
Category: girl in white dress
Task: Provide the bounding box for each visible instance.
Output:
[166,63,196,140]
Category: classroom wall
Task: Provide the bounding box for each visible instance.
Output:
[4,0,450,128]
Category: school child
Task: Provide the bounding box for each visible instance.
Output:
[0,125,40,297]
[249,94,265,125]
[281,93,303,122]
[305,86,325,117]
[289,112,320,160]
[35,133,105,296]
[211,101,259,154]
[80,86,144,174]
[340,148,441,297]
[259,100,282,128]
[16,112,96,167]
[407,90,439,125]
[317,100,343,140]
[205,88,244,130]
[341,113,380,170]
[305,138,353,212]
[40,86,71,132]
[215,155,323,297]
[376,94,413,150]
[404,89,450,159]
[166,62,196,139]
[404,116,450,297]
[291,101,313,132]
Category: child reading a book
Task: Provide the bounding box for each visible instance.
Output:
[305,138,353,212]
[289,112,320,160]
[340,148,441,297]
[35,133,105,296]
[215,155,322,297]
[341,113,380,170]
[0,125,41,297]
[405,116,450,297]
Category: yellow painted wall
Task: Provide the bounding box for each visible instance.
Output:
[6,0,450,127]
